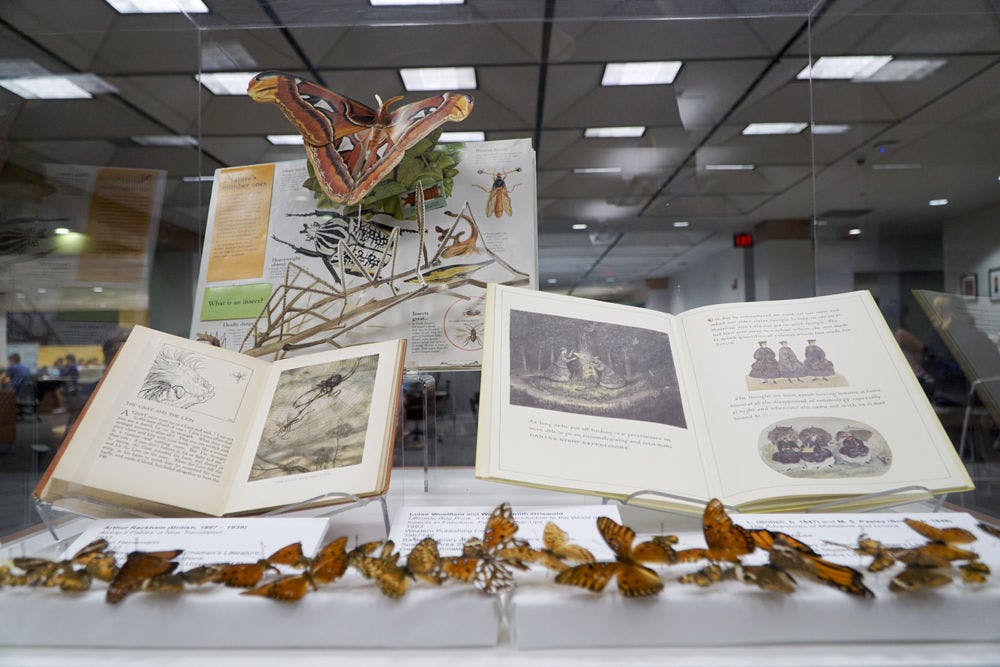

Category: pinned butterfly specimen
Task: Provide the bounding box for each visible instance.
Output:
[851,534,899,572]
[768,537,874,598]
[678,563,727,588]
[248,71,473,207]
[554,516,663,597]
[889,566,953,593]
[473,168,521,217]
[673,499,758,563]
[959,561,990,584]
[440,502,530,595]
[72,539,119,582]
[107,549,183,604]
[903,518,976,545]
[677,563,796,595]
[243,574,315,602]
[498,521,596,573]
[214,542,306,588]
[350,537,444,598]
[309,536,351,584]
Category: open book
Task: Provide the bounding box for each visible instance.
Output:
[476,285,973,513]
[36,326,405,517]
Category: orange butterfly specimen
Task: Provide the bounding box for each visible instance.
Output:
[68,538,119,582]
[248,71,473,207]
[107,549,182,604]
[10,558,60,586]
[768,538,874,598]
[674,499,757,563]
[889,566,952,593]
[895,542,978,568]
[441,502,530,595]
[310,536,350,584]
[214,542,305,588]
[348,539,431,598]
[631,534,681,565]
[243,574,315,602]
[903,518,976,544]
[498,521,596,572]
[555,517,663,598]
[959,561,990,584]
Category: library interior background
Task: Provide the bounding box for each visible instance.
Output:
[1,0,999,536]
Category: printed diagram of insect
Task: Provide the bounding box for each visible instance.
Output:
[275,358,362,438]
[474,168,522,217]
[459,323,481,346]
[230,370,247,384]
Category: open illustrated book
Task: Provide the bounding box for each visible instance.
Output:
[475,284,973,514]
[36,326,405,517]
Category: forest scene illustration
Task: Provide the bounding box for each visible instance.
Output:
[508,310,686,428]
[249,354,378,481]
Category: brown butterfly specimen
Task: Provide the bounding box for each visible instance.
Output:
[68,538,119,582]
[440,502,530,595]
[555,516,663,598]
[141,573,186,594]
[180,564,229,586]
[768,537,874,598]
[959,561,990,584]
[214,542,304,588]
[750,529,818,556]
[903,518,976,544]
[243,574,316,602]
[498,522,596,572]
[977,522,1000,540]
[678,563,727,587]
[850,534,899,572]
[631,534,682,566]
[248,71,473,207]
[889,566,952,593]
[10,557,61,586]
[895,542,978,568]
[736,564,797,594]
[352,538,445,598]
[107,549,182,604]
[673,499,757,563]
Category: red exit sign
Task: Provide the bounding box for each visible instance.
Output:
[733,232,754,247]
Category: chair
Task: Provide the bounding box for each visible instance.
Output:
[15,377,40,422]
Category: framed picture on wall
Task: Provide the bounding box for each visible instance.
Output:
[960,273,978,298]
[989,267,1000,301]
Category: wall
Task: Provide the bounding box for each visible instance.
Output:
[942,202,1000,298]
[646,247,745,314]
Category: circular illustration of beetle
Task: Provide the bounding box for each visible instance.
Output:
[443,295,486,351]
[758,417,891,479]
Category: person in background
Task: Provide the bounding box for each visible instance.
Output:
[59,354,79,380]
[4,353,30,392]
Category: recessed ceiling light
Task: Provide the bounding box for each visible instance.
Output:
[132,135,197,147]
[584,126,645,138]
[704,164,755,171]
[0,76,92,99]
[861,59,946,82]
[848,228,862,236]
[742,122,807,135]
[572,223,588,230]
[267,134,303,145]
[106,0,209,12]
[370,0,463,4]
[929,198,949,206]
[811,124,850,134]
[672,221,690,228]
[601,61,682,86]
[573,167,622,174]
[182,175,214,182]
[546,278,558,284]
[872,163,922,171]
[195,71,259,95]
[796,55,892,80]
[92,286,104,293]
[399,66,476,91]
[37,288,47,294]
[53,227,70,235]
[438,131,484,143]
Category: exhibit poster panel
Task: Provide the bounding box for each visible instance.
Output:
[190,138,537,369]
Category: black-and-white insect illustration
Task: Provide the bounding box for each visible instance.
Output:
[274,358,362,438]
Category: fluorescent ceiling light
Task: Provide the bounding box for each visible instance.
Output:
[53,227,70,235]
[928,198,949,206]
[400,66,476,91]
[0,59,49,78]
[132,135,197,146]
[182,175,214,182]
[859,59,945,82]
[811,124,850,134]
[106,0,208,12]
[872,163,922,171]
[267,134,304,145]
[195,72,259,95]
[92,286,104,293]
[573,167,622,174]
[546,278,558,284]
[370,0,463,4]
[797,56,892,80]
[742,122,807,135]
[848,228,862,236]
[672,221,690,228]
[584,126,645,138]
[601,61,682,86]
[572,223,588,230]
[438,131,484,143]
[0,76,91,99]
[704,164,755,171]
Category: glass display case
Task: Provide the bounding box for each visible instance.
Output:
[0,0,998,605]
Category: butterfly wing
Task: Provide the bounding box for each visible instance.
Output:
[702,499,756,560]
[615,563,663,597]
[406,537,444,585]
[633,539,679,565]
[440,556,478,583]
[890,566,952,592]
[751,529,818,556]
[107,551,180,604]
[554,562,619,593]
[544,522,595,563]
[311,536,349,584]
[70,538,111,565]
[215,562,267,588]
[266,542,306,568]
[474,559,515,595]
[243,575,312,602]
[596,516,635,560]
[903,518,977,544]
[897,543,978,568]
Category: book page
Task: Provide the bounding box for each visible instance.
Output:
[223,339,403,514]
[477,285,711,504]
[45,326,270,516]
[679,291,972,508]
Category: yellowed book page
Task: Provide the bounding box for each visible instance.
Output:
[205,164,275,282]
[44,326,271,516]
[77,167,161,283]
[224,339,404,514]
[477,285,711,504]
[678,291,972,508]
